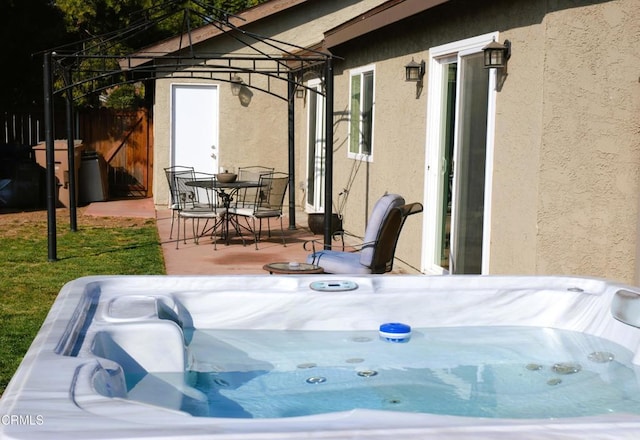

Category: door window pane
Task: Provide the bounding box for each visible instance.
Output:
[437,63,457,270]
[451,53,488,274]
[306,84,325,211]
[307,91,318,207]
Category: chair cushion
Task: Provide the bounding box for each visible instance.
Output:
[179,208,223,218]
[228,207,253,217]
[359,194,405,267]
[253,209,282,218]
[229,207,281,218]
[306,251,372,275]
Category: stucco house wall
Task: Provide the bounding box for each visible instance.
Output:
[537,1,640,283]
[318,0,640,281]
[150,0,639,282]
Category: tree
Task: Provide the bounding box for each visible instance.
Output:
[54,0,270,45]
[0,0,69,111]
[51,0,270,108]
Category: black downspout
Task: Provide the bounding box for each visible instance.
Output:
[323,58,334,249]
[287,72,296,229]
[64,68,78,231]
[43,52,57,261]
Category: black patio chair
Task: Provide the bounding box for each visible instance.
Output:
[173,173,224,250]
[235,165,274,208]
[228,172,289,250]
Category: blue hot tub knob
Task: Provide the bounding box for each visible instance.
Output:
[379,322,411,343]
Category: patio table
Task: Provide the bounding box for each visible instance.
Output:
[263,262,324,275]
[186,179,263,245]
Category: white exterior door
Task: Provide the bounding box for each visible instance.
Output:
[171,84,219,174]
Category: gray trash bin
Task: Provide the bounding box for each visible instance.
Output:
[79,151,109,204]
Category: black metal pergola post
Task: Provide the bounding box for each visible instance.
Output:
[64,68,78,232]
[43,51,57,262]
[287,71,296,230]
[323,57,334,249]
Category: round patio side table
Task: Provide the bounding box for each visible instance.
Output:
[263,262,324,275]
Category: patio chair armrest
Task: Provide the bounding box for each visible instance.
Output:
[303,235,347,254]
[348,239,376,252]
[303,234,371,254]
[303,238,322,254]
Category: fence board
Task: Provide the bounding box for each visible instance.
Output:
[1,111,45,146]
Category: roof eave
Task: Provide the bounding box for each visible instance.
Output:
[120,0,311,70]
[324,0,450,50]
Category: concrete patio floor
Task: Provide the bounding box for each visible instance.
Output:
[84,197,328,275]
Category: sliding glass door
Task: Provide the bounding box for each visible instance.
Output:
[306,80,325,212]
[423,34,496,274]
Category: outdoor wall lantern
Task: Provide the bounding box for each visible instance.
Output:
[483,39,511,69]
[404,58,425,82]
[295,85,306,99]
[405,58,425,98]
[230,75,243,96]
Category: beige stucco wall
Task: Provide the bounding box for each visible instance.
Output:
[153,0,640,282]
[481,0,640,284]
[316,0,640,281]
[536,1,640,283]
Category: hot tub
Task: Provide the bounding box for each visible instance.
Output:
[2,275,640,439]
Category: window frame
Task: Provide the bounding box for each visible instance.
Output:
[347,64,376,161]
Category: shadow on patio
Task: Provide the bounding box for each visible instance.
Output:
[155,206,321,275]
[83,198,332,275]
[84,197,413,276]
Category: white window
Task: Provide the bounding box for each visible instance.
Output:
[348,65,375,160]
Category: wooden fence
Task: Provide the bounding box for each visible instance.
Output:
[1,108,153,199]
[78,108,153,198]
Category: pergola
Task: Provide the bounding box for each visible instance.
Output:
[42,2,336,261]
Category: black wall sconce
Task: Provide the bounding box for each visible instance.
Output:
[405,58,425,82]
[405,58,425,99]
[483,39,511,69]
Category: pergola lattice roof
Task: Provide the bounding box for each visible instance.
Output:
[43,0,336,260]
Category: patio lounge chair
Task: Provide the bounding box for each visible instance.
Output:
[305,193,423,274]
[228,172,289,250]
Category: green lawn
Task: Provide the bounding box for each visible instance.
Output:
[0,210,165,394]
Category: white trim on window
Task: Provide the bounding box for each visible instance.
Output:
[347,64,376,162]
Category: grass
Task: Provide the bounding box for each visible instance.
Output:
[0,208,165,395]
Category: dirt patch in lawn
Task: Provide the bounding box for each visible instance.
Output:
[0,207,153,232]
